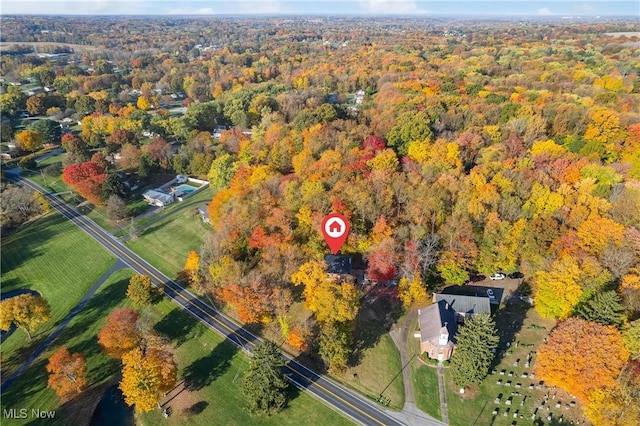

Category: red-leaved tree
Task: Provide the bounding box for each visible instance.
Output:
[62,161,107,205]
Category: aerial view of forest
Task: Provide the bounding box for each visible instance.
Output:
[1,8,639,426]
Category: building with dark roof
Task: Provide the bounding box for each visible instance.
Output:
[417,300,458,361]
[432,293,492,322]
[323,254,352,275]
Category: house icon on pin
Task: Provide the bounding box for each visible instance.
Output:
[328,220,342,233]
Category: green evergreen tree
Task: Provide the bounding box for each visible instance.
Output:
[575,290,625,328]
[242,340,289,416]
[450,313,499,389]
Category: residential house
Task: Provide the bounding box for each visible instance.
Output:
[417,300,458,361]
[142,189,175,207]
[324,254,352,275]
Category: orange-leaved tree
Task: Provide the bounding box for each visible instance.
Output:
[119,347,177,413]
[585,360,640,426]
[535,317,629,402]
[46,348,87,401]
[219,279,273,324]
[97,308,140,360]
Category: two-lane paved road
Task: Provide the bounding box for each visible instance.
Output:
[7,175,439,426]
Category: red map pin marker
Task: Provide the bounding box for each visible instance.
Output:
[321,213,350,254]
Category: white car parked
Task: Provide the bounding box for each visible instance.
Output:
[489,273,506,280]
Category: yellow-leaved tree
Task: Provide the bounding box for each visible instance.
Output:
[533,255,583,319]
[0,293,51,339]
[183,250,200,285]
[291,261,360,324]
[126,275,161,309]
[119,347,177,413]
[398,274,427,309]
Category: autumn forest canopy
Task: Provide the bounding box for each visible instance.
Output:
[1,15,639,422]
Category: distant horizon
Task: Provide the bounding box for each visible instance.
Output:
[2,13,639,18]
[1,1,639,18]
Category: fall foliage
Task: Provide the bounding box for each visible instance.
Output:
[119,347,177,413]
[2,15,639,421]
[182,250,200,286]
[0,293,51,340]
[62,161,108,205]
[15,129,43,152]
[585,360,640,426]
[97,308,140,360]
[536,318,629,402]
[291,261,360,324]
[126,274,161,309]
[46,348,88,401]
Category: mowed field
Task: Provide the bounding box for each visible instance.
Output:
[125,196,213,277]
[0,212,115,378]
[138,301,354,426]
[0,268,135,426]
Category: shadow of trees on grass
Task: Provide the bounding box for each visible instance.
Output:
[350,287,403,367]
[153,307,204,347]
[182,339,237,391]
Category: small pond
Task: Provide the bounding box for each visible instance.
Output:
[90,384,134,426]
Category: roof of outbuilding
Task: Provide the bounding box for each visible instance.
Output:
[433,293,491,316]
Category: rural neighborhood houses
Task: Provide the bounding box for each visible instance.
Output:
[142,189,176,207]
[143,175,209,207]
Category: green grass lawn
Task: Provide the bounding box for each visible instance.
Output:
[413,365,441,420]
[137,300,353,426]
[335,334,405,410]
[0,268,135,426]
[0,212,116,378]
[1,273,353,426]
[125,192,213,277]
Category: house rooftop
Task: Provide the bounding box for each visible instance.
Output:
[323,254,352,275]
[418,300,457,346]
[198,204,210,223]
[143,189,173,204]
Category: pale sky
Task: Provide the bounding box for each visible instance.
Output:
[0,0,638,16]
